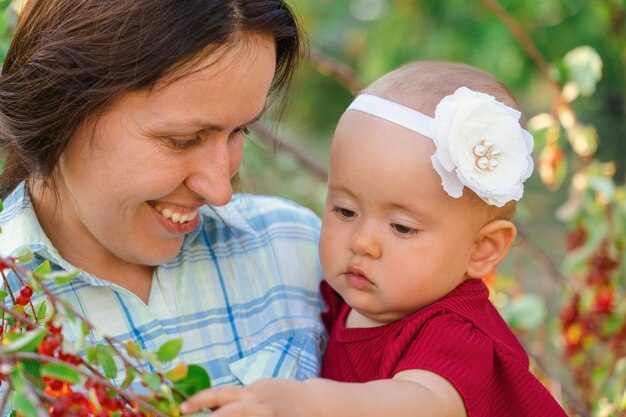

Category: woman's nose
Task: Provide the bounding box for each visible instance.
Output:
[184,136,243,206]
[349,224,382,259]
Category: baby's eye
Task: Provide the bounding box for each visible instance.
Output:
[391,223,417,235]
[332,206,357,219]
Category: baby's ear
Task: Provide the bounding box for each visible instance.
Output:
[466,220,517,279]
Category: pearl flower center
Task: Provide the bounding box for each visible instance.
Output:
[473,139,502,171]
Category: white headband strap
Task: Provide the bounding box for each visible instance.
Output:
[343,87,535,208]
[347,94,436,139]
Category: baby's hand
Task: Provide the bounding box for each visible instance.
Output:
[180,378,308,417]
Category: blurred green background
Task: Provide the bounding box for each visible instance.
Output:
[239,2,626,415]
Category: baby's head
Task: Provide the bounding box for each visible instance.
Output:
[319,61,533,325]
[363,61,529,221]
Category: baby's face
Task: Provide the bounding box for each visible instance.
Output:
[319,111,486,326]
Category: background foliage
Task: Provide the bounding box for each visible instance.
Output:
[1,1,625,416]
[242,1,626,416]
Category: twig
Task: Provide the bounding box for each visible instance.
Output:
[37,280,148,377]
[251,121,329,181]
[36,276,188,400]
[23,383,48,417]
[0,381,11,414]
[0,301,38,330]
[514,224,567,284]
[308,48,365,94]
[1,269,17,305]
[478,0,589,161]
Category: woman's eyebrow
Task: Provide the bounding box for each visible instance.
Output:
[154,111,265,132]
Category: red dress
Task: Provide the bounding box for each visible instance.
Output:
[321,278,568,417]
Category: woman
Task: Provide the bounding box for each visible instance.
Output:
[0,0,324,388]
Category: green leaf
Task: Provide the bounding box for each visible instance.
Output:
[140,372,161,391]
[157,338,183,362]
[0,289,7,300]
[121,364,137,389]
[0,327,46,354]
[21,360,43,389]
[140,350,161,370]
[13,246,34,264]
[96,344,118,379]
[41,363,81,384]
[500,294,546,331]
[42,269,81,285]
[33,260,51,275]
[173,364,211,399]
[36,301,47,321]
[10,366,26,393]
[85,346,97,363]
[11,392,38,417]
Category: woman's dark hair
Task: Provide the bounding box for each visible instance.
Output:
[0,0,302,197]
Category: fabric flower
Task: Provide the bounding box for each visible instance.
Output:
[430,86,534,207]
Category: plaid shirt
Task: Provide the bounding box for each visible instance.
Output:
[0,183,325,389]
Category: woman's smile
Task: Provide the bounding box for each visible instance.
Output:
[149,201,201,234]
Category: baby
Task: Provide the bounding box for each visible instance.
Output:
[181,61,568,417]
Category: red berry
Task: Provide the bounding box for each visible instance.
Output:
[594,290,614,315]
[50,397,71,417]
[103,397,125,411]
[19,285,33,298]
[49,379,64,391]
[566,227,587,251]
[48,322,63,334]
[38,335,61,356]
[15,294,29,306]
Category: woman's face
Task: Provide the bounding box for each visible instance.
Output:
[37,35,276,269]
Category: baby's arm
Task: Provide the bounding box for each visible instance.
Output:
[181,369,467,417]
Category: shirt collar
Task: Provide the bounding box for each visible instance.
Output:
[0,182,61,261]
[185,196,259,243]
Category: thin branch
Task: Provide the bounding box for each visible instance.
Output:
[2,269,17,305]
[23,383,48,417]
[0,301,38,330]
[251,121,329,182]
[308,48,365,94]
[36,277,187,400]
[0,381,11,414]
[37,280,148,377]
[515,224,567,284]
[479,0,589,161]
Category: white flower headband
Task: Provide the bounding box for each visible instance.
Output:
[347,86,534,207]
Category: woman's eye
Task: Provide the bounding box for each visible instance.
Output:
[392,223,417,235]
[231,126,250,138]
[168,137,201,150]
[332,206,357,219]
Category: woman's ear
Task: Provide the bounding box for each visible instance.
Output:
[466,220,517,279]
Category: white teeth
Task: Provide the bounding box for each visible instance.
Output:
[152,204,198,224]
[162,208,173,219]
